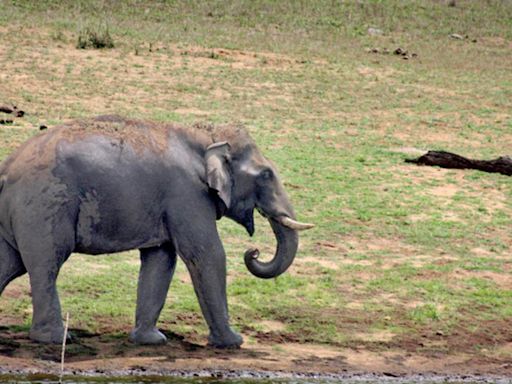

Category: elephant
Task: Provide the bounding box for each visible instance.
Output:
[0,115,313,348]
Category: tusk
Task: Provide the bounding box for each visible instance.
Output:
[278,216,315,231]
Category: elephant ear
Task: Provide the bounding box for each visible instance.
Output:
[205,141,232,209]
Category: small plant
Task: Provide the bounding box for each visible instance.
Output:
[76,26,114,49]
[50,30,67,43]
[410,303,440,323]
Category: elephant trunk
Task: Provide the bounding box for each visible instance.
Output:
[244,218,299,279]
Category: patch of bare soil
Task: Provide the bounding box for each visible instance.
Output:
[0,322,510,378]
[451,268,512,290]
[389,147,427,156]
[178,46,306,70]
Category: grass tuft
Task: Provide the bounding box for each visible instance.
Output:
[76,26,114,49]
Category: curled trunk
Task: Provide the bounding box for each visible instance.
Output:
[244,218,298,279]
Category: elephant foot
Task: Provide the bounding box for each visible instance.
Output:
[207,330,243,349]
[129,327,167,345]
[29,325,66,344]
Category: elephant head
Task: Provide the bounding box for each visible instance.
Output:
[205,128,313,279]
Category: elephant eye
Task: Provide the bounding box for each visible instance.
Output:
[259,168,274,181]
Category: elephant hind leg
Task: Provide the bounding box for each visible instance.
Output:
[0,238,26,295]
[16,215,75,344]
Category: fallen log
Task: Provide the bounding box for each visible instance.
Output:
[406,150,512,176]
[0,106,13,114]
[0,105,24,117]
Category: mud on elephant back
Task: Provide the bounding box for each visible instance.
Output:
[0,115,313,349]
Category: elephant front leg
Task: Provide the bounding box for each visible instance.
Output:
[180,239,243,349]
[130,244,177,345]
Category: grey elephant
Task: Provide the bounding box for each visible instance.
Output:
[0,115,313,348]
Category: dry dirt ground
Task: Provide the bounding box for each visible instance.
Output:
[0,325,511,380]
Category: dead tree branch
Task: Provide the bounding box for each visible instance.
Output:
[406,150,512,176]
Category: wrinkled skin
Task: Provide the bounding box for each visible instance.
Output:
[0,115,311,348]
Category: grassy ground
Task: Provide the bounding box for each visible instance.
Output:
[0,0,511,372]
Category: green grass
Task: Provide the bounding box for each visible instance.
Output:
[0,0,511,357]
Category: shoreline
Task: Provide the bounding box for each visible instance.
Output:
[1,327,510,382]
[1,367,511,384]
[0,354,511,384]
